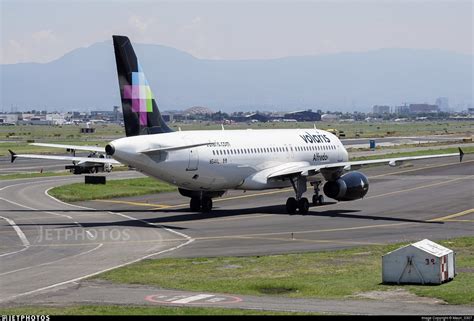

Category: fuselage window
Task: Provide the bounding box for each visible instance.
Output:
[212,150,215,155]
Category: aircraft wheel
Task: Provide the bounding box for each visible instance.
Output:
[190,197,201,212]
[286,197,297,215]
[318,195,325,205]
[298,198,309,215]
[201,197,213,212]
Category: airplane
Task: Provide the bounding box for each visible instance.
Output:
[9,35,464,215]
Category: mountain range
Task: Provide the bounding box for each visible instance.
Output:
[1,41,472,112]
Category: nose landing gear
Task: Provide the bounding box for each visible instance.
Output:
[311,180,324,206]
[190,196,213,212]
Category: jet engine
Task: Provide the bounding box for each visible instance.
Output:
[323,171,369,201]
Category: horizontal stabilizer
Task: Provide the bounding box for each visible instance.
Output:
[30,143,105,153]
[9,152,121,165]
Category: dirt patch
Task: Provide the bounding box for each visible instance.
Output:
[351,288,447,305]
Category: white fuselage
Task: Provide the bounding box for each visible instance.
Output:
[110,128,348,191]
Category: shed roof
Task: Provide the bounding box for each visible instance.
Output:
[383,239,452,258]
[412,239,452,257]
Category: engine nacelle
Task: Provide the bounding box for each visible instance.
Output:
[323,171,369,201]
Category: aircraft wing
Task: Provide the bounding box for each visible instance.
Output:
[267,148,464,180]
[140,142,214,153]
[9,150,121,164]
[30,143,105,153]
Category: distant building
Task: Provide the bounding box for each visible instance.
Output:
[230,113,270,123]
[372,105,390,114]
[284,109,321,122]
[409,104,439,114]
[184,106,214,115]
[0,114,19,125]
[435,97,449,111]
[393,105,410,115]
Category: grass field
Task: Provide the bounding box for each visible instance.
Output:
[0,171,70,181]
[1,121,472,156]
[95,237,474,305]
[48,177,176,202]
[169,120,473,138]
[0,305,308,315]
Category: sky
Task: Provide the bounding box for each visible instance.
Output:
[1,0,473,64]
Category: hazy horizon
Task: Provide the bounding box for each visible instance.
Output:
[2,1,472,64]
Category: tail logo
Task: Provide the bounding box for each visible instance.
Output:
[123,65,154,126]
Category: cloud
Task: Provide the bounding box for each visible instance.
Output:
[32,30,56,42]
[1,40,29,64]
[128,15,153,33]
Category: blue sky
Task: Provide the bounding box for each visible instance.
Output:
[1,0,472,64]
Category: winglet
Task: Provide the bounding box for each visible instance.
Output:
[459,147,464,163]
[9,149,17,163]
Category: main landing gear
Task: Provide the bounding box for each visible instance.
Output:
[286,178,325,215]
[286,176,310,215]
[190,196,213,212]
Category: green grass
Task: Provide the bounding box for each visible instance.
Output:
[350,146,474,161]
[0,305,308,315]
[171,120,473,138]
[0,171,70,180]
[95,237,474,305]
[48,177,177,202]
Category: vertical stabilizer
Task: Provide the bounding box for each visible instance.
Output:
[112,35,172,136]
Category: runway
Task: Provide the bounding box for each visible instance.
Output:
[0,155,473,313]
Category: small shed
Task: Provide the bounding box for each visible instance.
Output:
[382,239,455,285]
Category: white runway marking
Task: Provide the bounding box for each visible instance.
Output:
[0,197,73,220]
[0,246,29,258]
[0,215,30,247]
[171,294,215,304]
[0,243,103,277]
